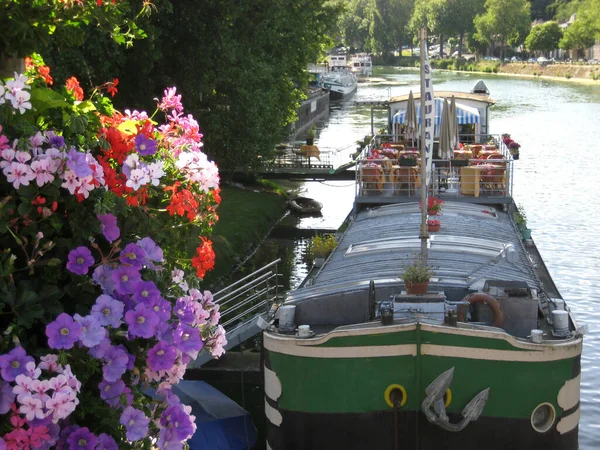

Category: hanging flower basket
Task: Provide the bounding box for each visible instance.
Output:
[421,197,443,216]
[427,219,440,232]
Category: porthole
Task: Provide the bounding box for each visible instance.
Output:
[444,388,452,408]
[531,402,556,433]
[384,384,407,408]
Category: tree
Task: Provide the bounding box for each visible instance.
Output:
[339,0,372,50]
[40,0,344,174]
[474,0,531,59]
[525,21,563,55]
[0,0,147,59]
[529,0,554,21]
[442,0,486,57]
[559,19,596,57]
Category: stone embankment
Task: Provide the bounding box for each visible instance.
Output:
[497,62,600,83]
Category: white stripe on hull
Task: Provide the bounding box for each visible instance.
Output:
[264,339,416,358]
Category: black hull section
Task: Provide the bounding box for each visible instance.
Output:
[328,88,357,101]
[267,409,578,450]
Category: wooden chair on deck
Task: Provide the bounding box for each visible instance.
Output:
[481,154,507,193]
[360,165,384,194]
[470,145,483,158]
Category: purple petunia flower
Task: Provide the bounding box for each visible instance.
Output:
[46,132,65,149]
[132,280,161,305]
[98,379,126,408]
[146,341,178,372]
[120,406,150,441]
[96,433,118,450]
[91,294,124,328]
[66,246,95,275]
[147,296,172,323]
[136,237,164,266]
[102,346,129,382]
[159,403,196,442]
[0,437,6,450]
[0,380,14,414]
[97,214,120,243]
[134,134,158,157]
[174,298,195,324]
[124,304,159,339]
[66,147,92,178]
[66,426,98,450]
[87,337,110,361]
[46,313,82,350]
[173,323,203,354]
[0,346,34,382]
[119,243,146,270]
[111,265,142,295]
[92,265,116,295]
[74,314,107,348]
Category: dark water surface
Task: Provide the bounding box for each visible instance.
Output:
[288,67,600,449]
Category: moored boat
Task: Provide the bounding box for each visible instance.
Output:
[288,196,323,215]
[350,53,373,77]
[319,68,357,100]
[262,32,583,450]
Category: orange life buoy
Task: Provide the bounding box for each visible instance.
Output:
[457,293,504,328]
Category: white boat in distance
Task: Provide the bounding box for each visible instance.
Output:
[320,68,357,99]
[350,53,373,76]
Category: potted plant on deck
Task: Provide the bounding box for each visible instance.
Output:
[427,219,441,232]
[420,197,443,215]
[401,255,434,295]
[309,234,337,267]
[399,153,418,166]
[513,204,532,240]
[306,125,316,146]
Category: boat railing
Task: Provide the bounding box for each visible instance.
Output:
[190,259,284,367]
[268,141,335,170]
[354,154,514,202]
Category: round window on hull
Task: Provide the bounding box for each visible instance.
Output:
[531,402,556,433]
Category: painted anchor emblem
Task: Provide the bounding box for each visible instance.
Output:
[421,367,490,432]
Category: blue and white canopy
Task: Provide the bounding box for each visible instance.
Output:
[393,97,480,125]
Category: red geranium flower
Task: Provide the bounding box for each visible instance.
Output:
[65,76,84,101]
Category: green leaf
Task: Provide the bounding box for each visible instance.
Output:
[17,202,33,216]
[76,100,97,114]
[15,307,44,328]
[69,115,88,134]
[30,87,70,111]
[18,183,38,201]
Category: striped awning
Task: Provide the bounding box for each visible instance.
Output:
[393,97,480,125]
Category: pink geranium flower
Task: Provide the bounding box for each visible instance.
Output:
[4,162,36,189]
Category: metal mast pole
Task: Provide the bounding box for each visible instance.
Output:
[419,28,429,263]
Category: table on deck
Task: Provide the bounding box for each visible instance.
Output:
[460,164,506,197]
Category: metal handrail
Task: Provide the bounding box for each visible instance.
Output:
[213,259,280,298]
[213,259,283,334]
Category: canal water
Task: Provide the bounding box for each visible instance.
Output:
[281,67,600,449]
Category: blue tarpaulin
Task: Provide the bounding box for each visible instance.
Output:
[149,380,257,450]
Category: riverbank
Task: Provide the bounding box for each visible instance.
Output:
[204,183,289,288]
[496,62,600,83]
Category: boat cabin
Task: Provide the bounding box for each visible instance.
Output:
[388,90,494,140]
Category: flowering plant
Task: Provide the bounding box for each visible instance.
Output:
[0,58,225,449]
[502,134,521,153]
[420,196,443,212]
